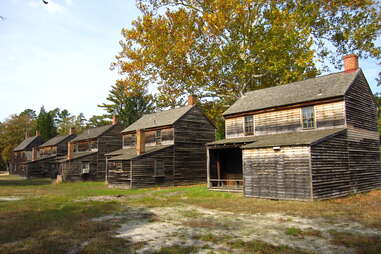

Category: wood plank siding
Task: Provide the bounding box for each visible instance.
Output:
[173,106,215,185]
[108,105,215,189]
[210,68,380,200]
[60,125,123,181]
[243,146,311,200]
[345,73,381,192]
[310,131,350,199]
[225,101,346,139]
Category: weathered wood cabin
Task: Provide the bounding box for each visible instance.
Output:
[12,131,44,177]
[106,96,215,189]
[58,118,123,181]
[207,54,381,200]
[24,130,76,178]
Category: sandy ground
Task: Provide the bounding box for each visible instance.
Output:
[91,204,381,254]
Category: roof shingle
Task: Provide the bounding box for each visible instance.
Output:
[71,125,114,142]
[14,136,43,152]
[223,70,359,116]
[40,134,75,148]
[122,105,193,133]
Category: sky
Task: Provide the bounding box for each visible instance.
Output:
[0,0,380,122]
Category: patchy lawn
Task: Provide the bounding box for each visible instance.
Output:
[0,175,380,254]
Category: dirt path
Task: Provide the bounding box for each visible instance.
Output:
[93,204,381,253]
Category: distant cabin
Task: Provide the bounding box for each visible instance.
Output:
[106,96,216,189]
[12,131,44,177]
[58,118,123,181]
[206,55,381,200]
[24,130,76,178]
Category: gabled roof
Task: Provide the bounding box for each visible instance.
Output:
[122,105,194,133]
[71,125,114,142]
[14,136,43,152]
[108,145,173,161]
[223,70,360,116]
[40,134,75,148]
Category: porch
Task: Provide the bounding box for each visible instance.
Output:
[207,147,243,192]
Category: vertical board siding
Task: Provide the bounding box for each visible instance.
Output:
[243,146,311,200]
[345,73,381,193]
[225,101,346,139]
[311,132,350,199]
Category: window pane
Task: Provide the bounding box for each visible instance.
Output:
[244,115,254,136]
[302,107,315,128]
[155,130,162,145]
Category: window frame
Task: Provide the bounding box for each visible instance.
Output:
[244,115,254,136]
[153,160,165,177]
[81,162,90,174]
[301,106,316,129]
[155,130,162,145]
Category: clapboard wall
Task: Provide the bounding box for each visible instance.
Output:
[345,72,381,192]
[173,106,215,185]
[60,125,123,181]
[310,131,350,199]
[243,146,311,200]
[225,101,346,138]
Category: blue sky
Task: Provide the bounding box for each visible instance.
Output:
[0,0,380,121]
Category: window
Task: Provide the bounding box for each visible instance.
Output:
[89,140,98,151]
[244,115,254,136]
[123,134,136,147]
[81,162,90,174]
[155,130,162,145]
[302,106,315,129]
[154,160,165,177]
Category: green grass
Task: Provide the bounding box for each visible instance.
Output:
[1,175,381,253]
[227,239,313,254]
[329,230,381,254]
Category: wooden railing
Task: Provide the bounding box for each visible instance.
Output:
[209,179,244,192]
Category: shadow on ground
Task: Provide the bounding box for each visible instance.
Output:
[0,175,52,186]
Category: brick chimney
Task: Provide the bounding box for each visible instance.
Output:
[188,95,197,106]
[69,127,76,135]
[112,115,119,125]
[32,147,38,161]
[136,129,145,155]
[67,142,74,160]
[343,54,359,73]
[35,130,40,136]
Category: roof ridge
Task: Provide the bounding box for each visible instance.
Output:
[244,70,357,96]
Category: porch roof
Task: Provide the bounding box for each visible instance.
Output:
[242,128,346,149]
[208,128,346,149]
[108,145,173,161]
[57,151,97,162]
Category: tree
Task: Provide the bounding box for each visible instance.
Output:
[112,0,381,136]
[55,109,87,135]
[0,111,36,169]
[36,106,57,141]
[99,80,154,127]
[86,115,111,128]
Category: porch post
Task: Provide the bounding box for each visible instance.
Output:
[206,147,211,188]
[216,152,221,187]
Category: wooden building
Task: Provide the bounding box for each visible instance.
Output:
[207,54,381,200]
[12,131,44,177]
[106,96,215,189]
[58,118,123,181]
[24,130,76,178]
